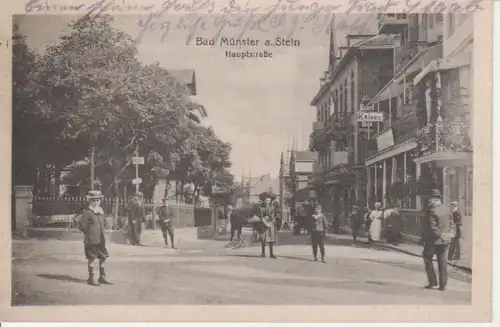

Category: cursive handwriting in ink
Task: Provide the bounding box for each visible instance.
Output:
[25,0,85,12]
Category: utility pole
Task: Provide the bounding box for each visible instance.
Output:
[90,146,95,190]
[132,145,144,195]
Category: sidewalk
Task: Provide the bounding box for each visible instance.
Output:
[328,233,471,273]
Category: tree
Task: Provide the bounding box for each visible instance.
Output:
[19,15,209,197]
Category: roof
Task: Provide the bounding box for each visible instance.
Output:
[168,69,197,95]
[310,34,396,106]
[292,151,316,162]
[248,174,280,198]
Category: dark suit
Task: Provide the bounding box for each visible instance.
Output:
[128,198,145,245]
[422,203,454,289]
[157,204,175,247]
[79,208,109,261]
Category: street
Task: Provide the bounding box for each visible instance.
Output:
[12,232,471,305]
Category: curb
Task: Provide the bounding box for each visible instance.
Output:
[369,241,472,273]
[337,226,471,273]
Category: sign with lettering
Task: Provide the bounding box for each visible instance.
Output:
[358,112,384,122]
[132,178,142,185]
[132,157,144,165]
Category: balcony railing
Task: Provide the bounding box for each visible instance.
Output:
[392,106,425,144]
[436,121,472,153]
[394,41,428,74]
[309,121,329,151]
[416,120,472,154]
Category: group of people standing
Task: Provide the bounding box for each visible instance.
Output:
[349,202,403,246]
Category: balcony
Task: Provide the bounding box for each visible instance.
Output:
[392,105,425,144]
[309,121,329,151]
[378,13,408,34]
[394,41,428,74]
[415,120,472,167]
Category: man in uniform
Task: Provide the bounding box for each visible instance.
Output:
[128,192,145,246]
[422,189,454,291]
[157,197,176,248]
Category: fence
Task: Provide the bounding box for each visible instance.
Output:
[31,196,194,229]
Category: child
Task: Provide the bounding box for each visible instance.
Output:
[311,204,328,263]
[78,190,111,286]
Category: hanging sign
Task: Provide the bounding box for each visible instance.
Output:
[132,178,142,185]
[132,157,145,165]
[358,112,384,122]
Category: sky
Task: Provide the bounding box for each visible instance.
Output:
[15,13,377,179]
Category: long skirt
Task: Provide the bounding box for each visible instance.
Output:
[259,223,277,243]
[369,219,382,242]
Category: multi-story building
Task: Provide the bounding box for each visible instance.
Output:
[364,14,444,213]
[289,150,316,212]
[413,14,473,215]
[309,25,396,222]
[363,13,473,239]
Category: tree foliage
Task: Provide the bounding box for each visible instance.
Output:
[13,15,233,200]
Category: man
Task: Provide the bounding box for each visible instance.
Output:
[422,189,454,291]
[448,201,462,261]
[128,192,145,246]
[349,205,364,244]
[311,204,328,263]
[157,198,176,248]
[257,192,277,258]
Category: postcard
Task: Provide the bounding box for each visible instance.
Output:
[0,0,492,322]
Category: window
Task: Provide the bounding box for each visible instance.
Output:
[448,14,456,36]
[429,14,434,29]
[317,108,320,121]
[435,14,443,24]
[422,14,428,29]
[344,79,348,114]
[351,72,355,113]
[340,85,344,113]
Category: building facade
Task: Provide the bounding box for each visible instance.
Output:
[362,13,473,238]
[309,27,396,223]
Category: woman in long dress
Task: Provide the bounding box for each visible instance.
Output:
[368,202,384,242]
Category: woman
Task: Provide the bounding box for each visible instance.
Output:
[448,201,462,261]
[384,203,402,245]
[367,202,384,243]
[257,192,277,258]
[78,190,111,286]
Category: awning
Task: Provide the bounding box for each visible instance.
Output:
[413,53,470,86]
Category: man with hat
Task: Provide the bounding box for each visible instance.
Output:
[77,190,111,286]
[422,189,454,291]
[447,201,462,261]
[156,197,176,248]
[349,204,365,244]
[128,192,145,246]
[257,191,277,258]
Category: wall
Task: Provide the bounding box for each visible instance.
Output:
[295,161,314,173]
[443,14,473,58]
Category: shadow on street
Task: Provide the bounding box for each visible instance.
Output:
[36,274,87,284]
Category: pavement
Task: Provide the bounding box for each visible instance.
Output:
[12,230,471,305]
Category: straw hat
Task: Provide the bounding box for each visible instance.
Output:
[86,190,104,201]
[374,202,382,208]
